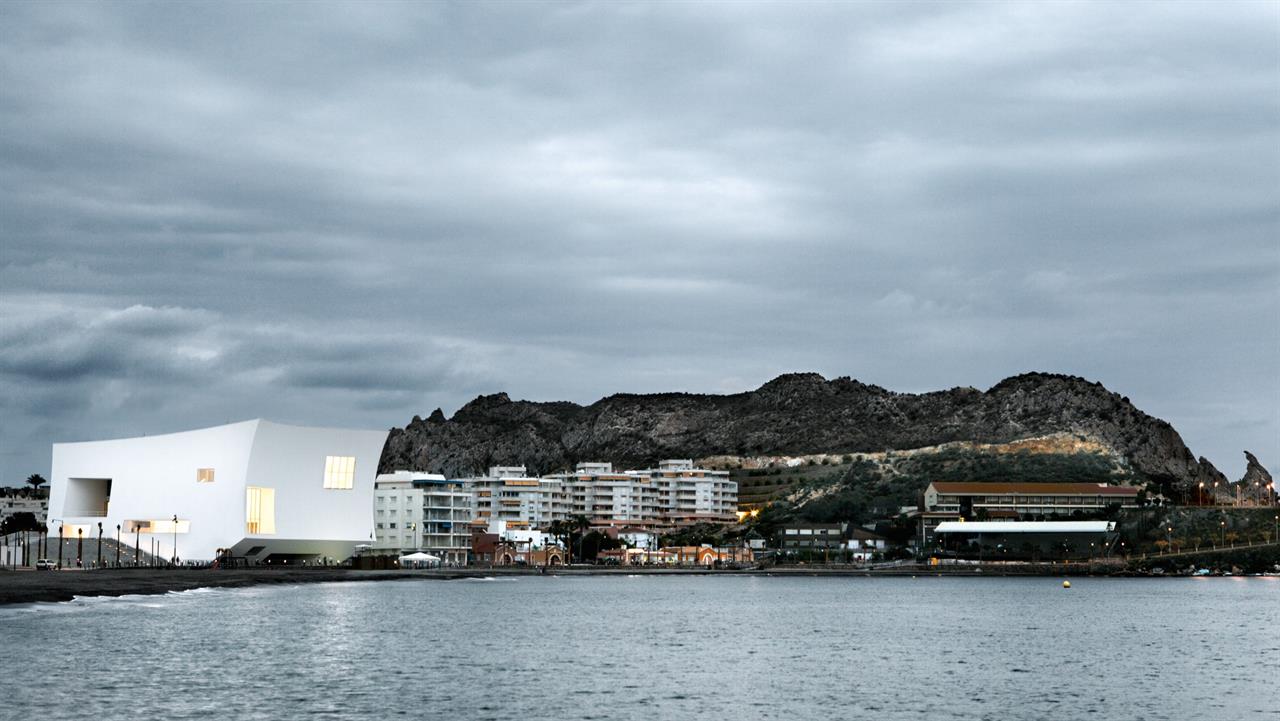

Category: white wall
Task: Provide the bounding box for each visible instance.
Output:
[48,419,387,562]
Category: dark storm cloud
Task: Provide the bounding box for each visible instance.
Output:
[0,1,1276,481]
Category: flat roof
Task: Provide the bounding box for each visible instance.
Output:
[930,482,1138,496]
[934,521,1116,534]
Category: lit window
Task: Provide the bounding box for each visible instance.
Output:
[196,468,215,483]
[323,456,356,489]
[246,487,276,534]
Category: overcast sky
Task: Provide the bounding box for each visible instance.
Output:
[1,1,1276,483]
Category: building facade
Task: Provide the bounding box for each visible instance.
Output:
[630,459,738,526]
[374,471,473,566]
[1,488,47,528]
[46,420,388,564]
[923,482,1140,518]
[465,466,562,531]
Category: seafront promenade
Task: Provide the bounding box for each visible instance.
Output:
[12,555,1268,605]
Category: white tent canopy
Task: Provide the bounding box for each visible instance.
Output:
[398,552,442,568]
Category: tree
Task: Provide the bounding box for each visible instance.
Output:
[569,514,590,563]
[26,474,47,492]
[0,512,42,536]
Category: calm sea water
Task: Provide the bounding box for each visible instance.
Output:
[1,576,1277,720]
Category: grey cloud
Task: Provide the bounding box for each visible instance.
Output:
[0,1,1276,482]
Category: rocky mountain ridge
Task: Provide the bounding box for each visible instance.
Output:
[379,372,1254,495]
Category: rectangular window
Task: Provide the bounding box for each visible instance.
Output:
[246,487,276,534]
[196,468,215,483]
[323,456,356,489]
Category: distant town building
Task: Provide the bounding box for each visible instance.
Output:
[845,528,887,561]
[543,463,660,526]
[464,466,563,531]
[931,520,1119,560]
[374,471,472,566]
[630,459,738,526]
[923,482,1140,518]
[779,523,845,551]
[918,482,1138,549]
[0,487,48,527]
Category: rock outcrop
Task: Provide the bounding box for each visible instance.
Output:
[1239,451,1274,490]
[378,372,1222,494]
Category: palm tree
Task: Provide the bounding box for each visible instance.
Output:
[570,514,590,565]
[25,474,47,493]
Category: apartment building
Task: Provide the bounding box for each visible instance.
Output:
[544,463,660,526]
[464,466,563,531]
[374,471,473,565]
[631,459,737,525]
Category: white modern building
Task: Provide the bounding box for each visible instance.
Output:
[46,420,388,564]
[374,470,472,566]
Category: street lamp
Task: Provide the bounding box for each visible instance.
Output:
[97,522,103,569]
[1220,520,1226,546]
[1198,482,1205,506]
[58,523,64,569]
[76,526,83,568]
[115,524,121,567]
[172,514,178,566]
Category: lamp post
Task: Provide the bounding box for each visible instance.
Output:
[135,526,140,567]
[172,514,178,566]
[97,522,103,569]
[1198,482,1204,507]
[58,523,64,569]
[115,524,121,567]
[76,526,83,568]
[1220,521,1225,547]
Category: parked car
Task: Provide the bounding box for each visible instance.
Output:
[35,558,55,570]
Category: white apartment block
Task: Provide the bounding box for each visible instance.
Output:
[544,463,660,525]
[631,459,737,525]
[374,471,472,566]
[464,466,563,531]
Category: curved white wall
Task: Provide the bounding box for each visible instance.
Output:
[48,419,387,562]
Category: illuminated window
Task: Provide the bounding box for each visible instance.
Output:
[197,468,215,483]
[323,456,356,489]
[246,487,276,534]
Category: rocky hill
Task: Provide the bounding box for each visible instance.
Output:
[379,372,1231,495]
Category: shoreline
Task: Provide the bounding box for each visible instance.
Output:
[2,564,1252,606]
